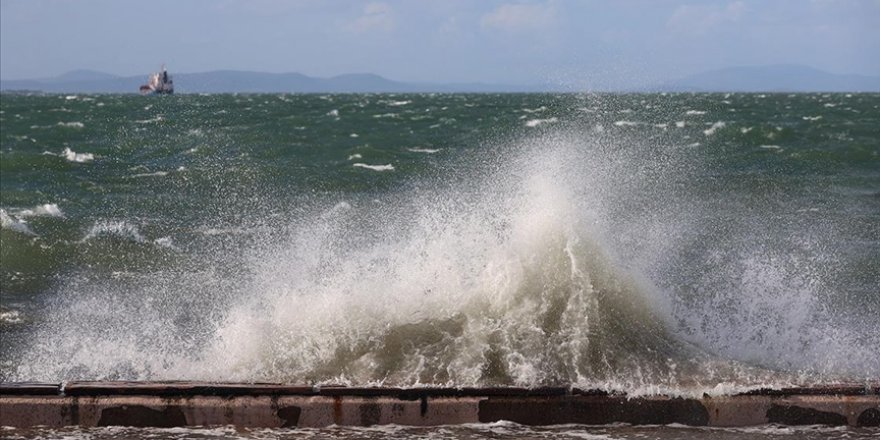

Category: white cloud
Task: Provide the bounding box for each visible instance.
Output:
[480,1,557,33]
[348,2,395,33]
[667,1,747,35]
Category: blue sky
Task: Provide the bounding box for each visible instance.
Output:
[2,0,878,87]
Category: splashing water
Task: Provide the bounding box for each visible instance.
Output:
[3,93,878,394]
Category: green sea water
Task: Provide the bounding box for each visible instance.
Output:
[0,92,878,391]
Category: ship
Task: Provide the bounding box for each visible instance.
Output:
[139,65,174,95]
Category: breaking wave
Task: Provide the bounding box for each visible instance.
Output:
[9,119,878,394]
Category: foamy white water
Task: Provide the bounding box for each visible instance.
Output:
[5,93,877,397]
[62,147,94,163]
[353,163,395,171]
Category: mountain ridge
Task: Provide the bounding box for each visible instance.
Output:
[2,65,878,93]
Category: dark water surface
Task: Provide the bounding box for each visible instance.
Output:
[1,93,878,393]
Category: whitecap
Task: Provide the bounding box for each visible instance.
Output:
[703,121,726,136]
[0,310,24,324]
[802,116,822,121]
[353,163,395,172]
[17,203,65,218]
[0,209,36,236]
[740,127,753,134]
[82,221,145,243]
[134,116,163,124]
[675,121,686,128]
[387,100,411,106]
[57,121,84,128]
[348,154,363,160]
[685,110,706,115]
[525,117,558,127]
[327,109,339,117]
[373,113,399,118]
[350,133,359,138]
[521,106,547,113]
[153,236,179,250]
[613,120,639,127]
[759,145,782,150]
[62,147,94,163]
[407,147,440,154]
[130,171,169,178]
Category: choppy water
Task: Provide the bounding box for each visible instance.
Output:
[1,93,878,395]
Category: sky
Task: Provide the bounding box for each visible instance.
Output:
[2,0,879,88]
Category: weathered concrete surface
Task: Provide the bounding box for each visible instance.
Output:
[1,382,878,428]
[0,395,482,428]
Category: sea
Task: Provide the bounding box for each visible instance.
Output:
[0,92,878,439]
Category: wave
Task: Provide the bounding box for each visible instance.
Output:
[82,220,146,243]
[407,147,440,154]
[129,171,169,178]
[9,116,877,392]
[353,163,395,172]
[703,121,726,136]
[134,116,163,124]
[62,147,95,163]
[525,117,558,127]
[57,121,85,128]
[0,209,36,236]
[16,203,65,218]
[0,309,24,325]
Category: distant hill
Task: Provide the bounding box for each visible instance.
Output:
[3,65,878,93]
[53,69,121,82]
[0,70,536,93]
[656,65,880,92]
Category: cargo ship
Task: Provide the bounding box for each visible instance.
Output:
[139,65,174,95]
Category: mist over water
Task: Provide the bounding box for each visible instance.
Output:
[1,93,878,393]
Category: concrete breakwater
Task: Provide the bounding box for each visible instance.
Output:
[1,382,879,428]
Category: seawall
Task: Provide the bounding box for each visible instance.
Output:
[1,382,879,428]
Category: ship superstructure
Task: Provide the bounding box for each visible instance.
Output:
[139,65,174,94]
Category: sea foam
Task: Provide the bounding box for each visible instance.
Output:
[703,122,726,136]
[17,204,65,218]
[62,147,94,163]
[0,209,36,236]
[525,117,558,127]
[353,163,395,171]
